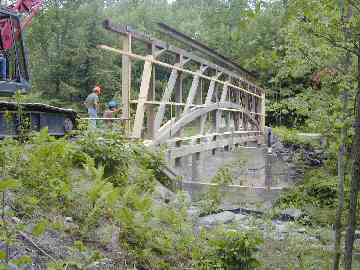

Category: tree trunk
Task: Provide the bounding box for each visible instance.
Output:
[333,2,352,270]
[333,95,347,270]
[344,46,360,270]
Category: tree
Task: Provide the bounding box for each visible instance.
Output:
[333,2,352,269]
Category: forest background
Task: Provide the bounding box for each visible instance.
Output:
[1,0,360,269]
[20,0,352,138]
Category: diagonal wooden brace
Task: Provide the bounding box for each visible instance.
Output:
[132,55,153,138]
[183,65,208,115]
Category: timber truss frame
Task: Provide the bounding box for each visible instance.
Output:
[99,20,266,149]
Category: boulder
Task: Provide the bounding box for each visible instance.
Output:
[187,206,201,220]
[233,214,248,223]
[153,183,176,204]
[198,211,235,226]
[281,208,303,220]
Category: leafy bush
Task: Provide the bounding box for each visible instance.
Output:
[272,126,320,148]
[274,169,347,225]
[276,169,338,209]
[13,129,77,213]
[0,130,263,269]
[199,166,238,215]
[197,229,262,270]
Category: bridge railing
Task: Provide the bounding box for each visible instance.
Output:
[98,20,266,145]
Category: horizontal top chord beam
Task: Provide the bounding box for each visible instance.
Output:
[98,45,262,99]
[157,22,256,81]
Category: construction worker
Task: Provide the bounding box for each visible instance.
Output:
[103,100,121,129]
[84,85,101,129]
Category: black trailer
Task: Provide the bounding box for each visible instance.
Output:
[0,101,77,137]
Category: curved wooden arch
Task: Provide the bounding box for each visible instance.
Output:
[154,102,260,145]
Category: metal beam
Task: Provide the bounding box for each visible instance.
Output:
[157,22,256,81]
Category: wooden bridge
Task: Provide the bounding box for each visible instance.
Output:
[99,20,277,196]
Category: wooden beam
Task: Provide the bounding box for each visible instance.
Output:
[132,55,153,138]
[157,22,256,81]
[146,44,157,139]
[216,83,229,132]
[121,34,132,136]
[154,68,179,132]
[98,45,263,99]
[129,100,265,115]
[167,136,259,158]
[261,92,266,134]
[183,66,208,115]
[175,55,184,119]
[200,72,222,134]
[153,48,167,58]
[164,130,262,144]
[179,181,283,191]
[154,101,260,144]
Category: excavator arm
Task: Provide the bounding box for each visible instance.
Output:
[9,0,43,32]
[0,0,43,94]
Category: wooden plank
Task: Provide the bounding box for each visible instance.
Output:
[167,136,259,158]
[261,92,266,133]
[132,55,153,138]
[183,66,208,115]
[200,72,222,134]
[165,130,261,143]
[146,44,157,138]
[234,90,240,131]
[129,100,265,115]
[158,22,256,82]
[175,55,183,120]
[154,102,260,144]
[98,45,263,99]
[179,181,283,191]
[216,83,229,132]
[121,34,132,136]
[154,62,186,132]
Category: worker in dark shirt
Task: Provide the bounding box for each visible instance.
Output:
[103,100,121,129]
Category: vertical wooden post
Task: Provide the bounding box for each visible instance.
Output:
[174,55,183,138]
[146,44,156,139]
[121,34,132,136]
[261,91,266,134]
[216,81,229,132]
[175,55,183,119]
[265,149,273,191]
[195,77,203,133]
[234,88,240,131]
[243,93,249,130]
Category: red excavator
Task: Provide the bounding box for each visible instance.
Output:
[0,0,77,137]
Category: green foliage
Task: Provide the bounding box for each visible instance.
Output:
[0,179,18,192]
[274,168,348,225]
[0,130,264,269]
[12,129,76,212]
[197,229,262,270]
[276,169,338,209]
[199,167,234,215]
[273,126,320,148]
